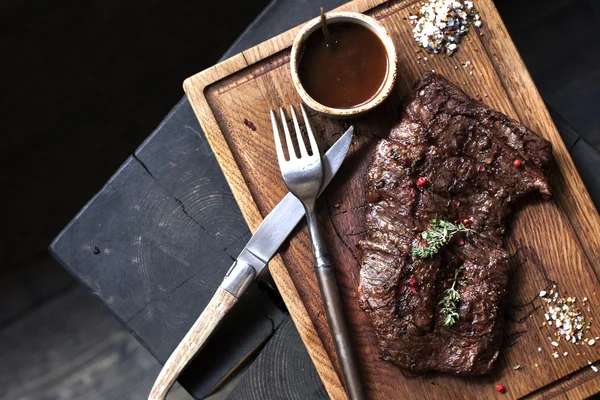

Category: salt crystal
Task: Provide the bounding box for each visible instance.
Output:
[589,339,596,346]
[538,347,542,352]
[592,365,599,373]
[410,0,482,55]
[553,352,560,358]
[540,291,547,297]
[551,341,559,347]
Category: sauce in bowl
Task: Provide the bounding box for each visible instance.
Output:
[298,22,388,109]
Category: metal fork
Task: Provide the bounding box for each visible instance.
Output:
[271,104,365,400]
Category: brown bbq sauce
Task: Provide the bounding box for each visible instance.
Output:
[298,22,388,109]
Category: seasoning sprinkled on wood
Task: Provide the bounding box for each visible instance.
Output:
[408,0,482,56]
[539,287,595,352]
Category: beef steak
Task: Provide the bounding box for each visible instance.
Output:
[358,72,552,375]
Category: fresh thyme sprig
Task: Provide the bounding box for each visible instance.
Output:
[412,219,474,258]
[440,268,461,327]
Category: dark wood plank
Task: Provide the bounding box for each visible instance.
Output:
[0,286,192,400]
[496,0,600,148]
[50,107,288,399]
[229,319,328,400]
[0,0,271,269]
[0,255,74,327]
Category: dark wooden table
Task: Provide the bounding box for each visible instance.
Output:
[50,0,600,399]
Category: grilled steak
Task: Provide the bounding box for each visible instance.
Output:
[358,72,552,375]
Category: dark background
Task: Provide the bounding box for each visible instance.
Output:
[1,0,598,399]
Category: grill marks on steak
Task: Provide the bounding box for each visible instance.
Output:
[358,72,552,375]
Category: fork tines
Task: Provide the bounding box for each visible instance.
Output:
[270,104,319,164]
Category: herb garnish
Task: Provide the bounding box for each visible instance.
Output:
[412,219,474,258]
[440,268,462,327]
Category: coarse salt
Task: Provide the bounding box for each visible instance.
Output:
[409,0,482,56]
[540,289,593,348]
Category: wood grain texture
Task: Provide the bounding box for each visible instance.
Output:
[0,286,192,400]
[149,287,237,400]
[229,318,328,400]
[183,0,600,398]
[50,116,288,399]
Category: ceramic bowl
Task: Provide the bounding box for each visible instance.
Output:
[290,12,398,118]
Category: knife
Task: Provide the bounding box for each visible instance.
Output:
[148,126,354,400]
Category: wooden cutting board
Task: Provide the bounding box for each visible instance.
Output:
[183,0,600,398]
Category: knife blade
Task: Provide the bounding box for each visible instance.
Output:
[222,125,354,297]
[149,125,354,400]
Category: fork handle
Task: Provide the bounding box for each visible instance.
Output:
[306,209,366,400]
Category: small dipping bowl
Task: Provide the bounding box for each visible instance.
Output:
[290,12,397,118]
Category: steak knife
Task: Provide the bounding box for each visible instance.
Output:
[149,126,354,400]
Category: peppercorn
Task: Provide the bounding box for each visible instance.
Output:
[513,159,522,167]
[411,287,419,295]
[496,384,506,393]
[409,278,417,286]
[462,218,471,227]
[417,176,427,186]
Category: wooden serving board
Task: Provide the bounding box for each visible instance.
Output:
[183,0,600,398]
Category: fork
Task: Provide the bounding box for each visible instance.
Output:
[271,104,365,400]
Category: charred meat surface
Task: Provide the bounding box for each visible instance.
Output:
[358,72,552,375]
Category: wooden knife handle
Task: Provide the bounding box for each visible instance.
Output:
[148,286,237,400]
